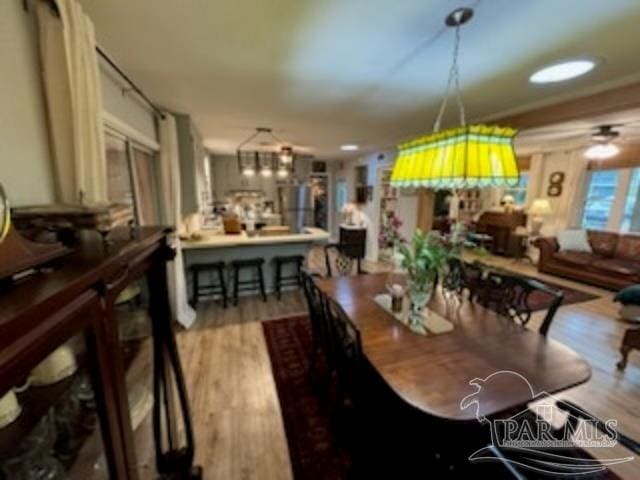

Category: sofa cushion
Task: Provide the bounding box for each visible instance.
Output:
[614,285,640,305]
[557,229,592,253]
[552,251,599,267]
[587,230,618,257]
[615,234,640,260]
[592,259,640,277]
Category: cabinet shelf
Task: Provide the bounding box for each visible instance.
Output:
[0,375,76,458]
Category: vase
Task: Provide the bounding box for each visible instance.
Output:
[407,277,435,331]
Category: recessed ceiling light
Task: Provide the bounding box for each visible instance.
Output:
[340,144,359,151]
[529,59,596,84]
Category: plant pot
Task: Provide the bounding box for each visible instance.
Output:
[407,277,435,331]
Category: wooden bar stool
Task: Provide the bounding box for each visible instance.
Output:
[190,262,227,308]
[231,258,266,305]
[273,255,304,300]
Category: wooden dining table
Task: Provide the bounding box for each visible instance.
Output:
[315,273,592,422]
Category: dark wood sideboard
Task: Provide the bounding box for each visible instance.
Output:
[0,227,200,479]
[476,211,527,257]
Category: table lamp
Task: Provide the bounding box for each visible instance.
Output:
[528,198,552,236]
[502,194,515,213]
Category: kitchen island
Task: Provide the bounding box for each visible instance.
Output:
[182,227,330,297]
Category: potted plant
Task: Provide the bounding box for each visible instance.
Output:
[397,229,450,332]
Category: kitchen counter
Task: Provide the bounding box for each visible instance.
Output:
[182,227,330,297]
[182,227,330,249]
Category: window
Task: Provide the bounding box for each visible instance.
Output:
[504,172,529,205]
[621,168,640,232]
[581,170,619,230]
[105,128,161,226]
[106,132,135,208]
[131,146,161,225]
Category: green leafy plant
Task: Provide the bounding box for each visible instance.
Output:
[397,229,450,291]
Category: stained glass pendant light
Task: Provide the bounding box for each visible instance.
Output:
[391,8,519,189]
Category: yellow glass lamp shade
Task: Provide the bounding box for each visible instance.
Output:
[391,125,520,189]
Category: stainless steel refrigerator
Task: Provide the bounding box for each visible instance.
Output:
[278,183,313,233]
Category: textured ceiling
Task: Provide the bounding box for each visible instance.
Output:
[80,0,640,159]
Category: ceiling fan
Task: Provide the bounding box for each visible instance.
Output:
[517,121,640,158]
[585,125,621,160]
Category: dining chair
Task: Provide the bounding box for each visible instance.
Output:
[555,400,640,454]
[300,270,333,381]
[323,297,363,442]
[442,258,486,302]
[442,256,465,296]
[323,243,363,277]
[486,399,639,478]
[485,271,564,336]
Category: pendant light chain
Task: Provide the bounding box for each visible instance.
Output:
[432,24,467,133]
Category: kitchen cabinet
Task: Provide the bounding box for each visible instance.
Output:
[210,155,313,204]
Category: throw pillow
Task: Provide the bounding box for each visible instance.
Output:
[557,229,592,253]
[614,285,640,306]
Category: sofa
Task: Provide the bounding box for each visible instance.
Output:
[534,230,640,290]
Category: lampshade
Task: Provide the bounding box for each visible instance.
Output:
[528,198,552,216]
[390,125,519,189]
[502,194,515,204]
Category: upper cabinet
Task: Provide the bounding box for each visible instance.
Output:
[209,155,314,203]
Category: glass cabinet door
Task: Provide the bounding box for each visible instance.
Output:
[0,331,108,480]
[113,273,158,479]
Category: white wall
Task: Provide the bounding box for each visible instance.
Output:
[527,149,587,236]
[333,149,420,262]
[0,1,55,206]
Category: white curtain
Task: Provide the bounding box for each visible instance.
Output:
[36,0,107,204]
[524,153,544,209]
[159,115,196,328]
[562,149,589,230]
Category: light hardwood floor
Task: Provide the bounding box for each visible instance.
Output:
[175,248,639,479]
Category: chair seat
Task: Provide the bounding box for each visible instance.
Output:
[274,255,304,264]
[190,261,225,271]
[231,258,264,267]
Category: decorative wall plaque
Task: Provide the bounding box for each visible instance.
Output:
[547,171,565,197]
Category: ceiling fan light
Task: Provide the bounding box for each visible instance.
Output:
[584,143,620,160]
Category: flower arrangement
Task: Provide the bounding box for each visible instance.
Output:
[396,229,452,332]
[378,211,405,250]
[397,229,450,292]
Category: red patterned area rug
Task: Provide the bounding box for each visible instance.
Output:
[519,278,598,311]
[262,316,351,480]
